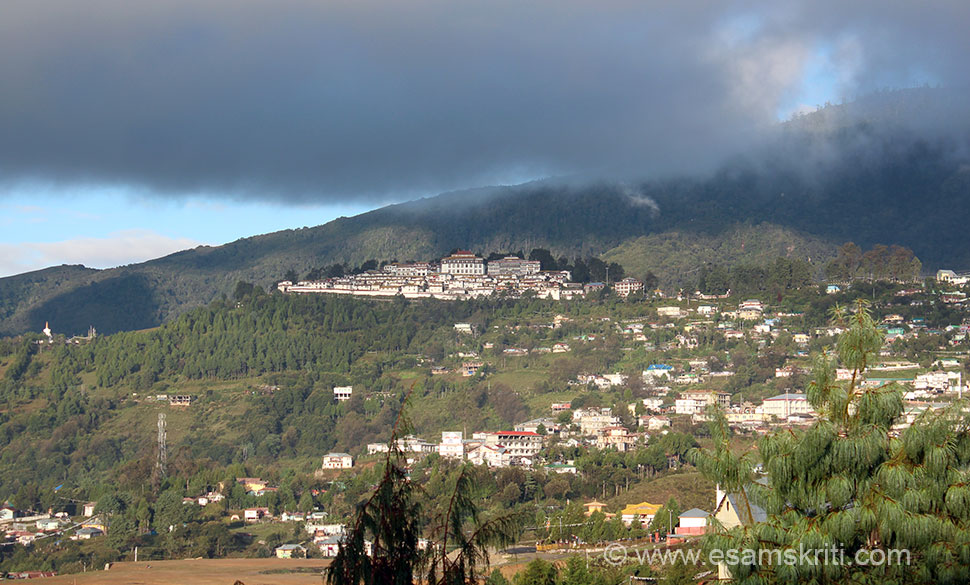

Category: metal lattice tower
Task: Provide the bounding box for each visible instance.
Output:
[156,413,167,479]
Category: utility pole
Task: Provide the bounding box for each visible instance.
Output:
[154,413,167,491]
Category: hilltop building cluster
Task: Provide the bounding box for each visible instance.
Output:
[277,251,644,300]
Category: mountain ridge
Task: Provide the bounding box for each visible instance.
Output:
[2,88,969,336]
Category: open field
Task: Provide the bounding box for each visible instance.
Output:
[39,558,331,585]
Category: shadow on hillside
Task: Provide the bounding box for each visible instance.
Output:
[27,273,161,336]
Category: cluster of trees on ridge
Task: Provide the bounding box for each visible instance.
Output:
[824,242,922,282]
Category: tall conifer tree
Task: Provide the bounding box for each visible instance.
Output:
[693,300,970,583]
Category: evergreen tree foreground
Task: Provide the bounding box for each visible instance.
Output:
[326,392,524,585]
[692,300,970,584]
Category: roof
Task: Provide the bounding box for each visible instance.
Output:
[276,544,306,550]
[764,393,807,401]
[621,502,662,516]
[496,431,540,437]
[583,501,606,508]
[718,491,767,524]
[646,364,674,370]
[325,452,352,458]
[679,508,710,518]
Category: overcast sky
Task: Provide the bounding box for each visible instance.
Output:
[1,0,968,276]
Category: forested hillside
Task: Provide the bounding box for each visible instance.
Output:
[0,292,626,497]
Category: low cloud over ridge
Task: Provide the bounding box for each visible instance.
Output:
[1,1,969,202]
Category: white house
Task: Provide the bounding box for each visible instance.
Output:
[657,307,686,319]
[0,503,17,521]
[614,278,644,297]
[677,508,709,535]
[738,299,764,320]
[74,527,104,540]
[465,443,510,468]
[761,393,814,419]
[675,390,730,415]
[438,432,464,459]
[244,507,270,522]
[318,535,346,557]
[322,453,354,469]
[333,386,353,401]
[275,544,306,558]
[642,415,671,431]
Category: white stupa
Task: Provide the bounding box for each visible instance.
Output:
[42,321,52,341]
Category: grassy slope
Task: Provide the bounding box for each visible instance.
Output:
[607,471,716,513]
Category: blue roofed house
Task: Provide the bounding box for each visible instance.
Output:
[643,364,674,381]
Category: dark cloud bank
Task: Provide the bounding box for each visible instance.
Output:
[1,0,969,202]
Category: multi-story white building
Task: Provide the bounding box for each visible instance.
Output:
[384,262,431,277]
[674,390,731,415]
[573,408,621,435]
[322,453,353,469]
[440,251,485,276]
[438,431,464,459]
[914,371,960,391]
[477,431,543,459]
[614,278,644,297]
[738,299,764,320]
[333,386,353,401]
[487,256,541,277]
[761,393,814,419]
[596,426,637,451]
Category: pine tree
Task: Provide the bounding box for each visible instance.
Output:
[692,300,970,583]
[327,394,523,585]
[649,497,681,535]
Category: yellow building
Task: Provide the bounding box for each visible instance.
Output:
[620,501,662,526]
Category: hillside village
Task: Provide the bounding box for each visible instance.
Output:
[5,264,970,571]
[277,251,645,300]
